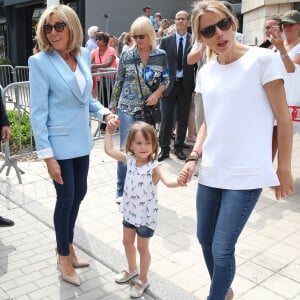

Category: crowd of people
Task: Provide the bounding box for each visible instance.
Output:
[1,1,299,299]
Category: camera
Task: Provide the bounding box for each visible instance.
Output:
[104,13,109,18]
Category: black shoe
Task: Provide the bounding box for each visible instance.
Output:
[182,143,191,149]
[158,150,169,162]
[174,149,186,160]
[0,216,14,227]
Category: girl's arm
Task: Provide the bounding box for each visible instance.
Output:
[152,165,185,187]
[264,79,294,199]
[104,131,126,162]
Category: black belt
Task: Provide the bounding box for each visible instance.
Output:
[175,77,183,82]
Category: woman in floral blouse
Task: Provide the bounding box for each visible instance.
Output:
[109,16,169,204]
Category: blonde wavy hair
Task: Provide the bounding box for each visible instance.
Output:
[191,0,238,60]
[36,4,83,55]
[130,16,157,49]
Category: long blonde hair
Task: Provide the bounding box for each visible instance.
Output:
[191,0,238,60]
[36,4,83,55]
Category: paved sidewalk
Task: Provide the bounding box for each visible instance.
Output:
[0,133,300,300]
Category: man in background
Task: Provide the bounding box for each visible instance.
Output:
[142,5,155,28]
[158,10,195,161]
[85,25,99,52]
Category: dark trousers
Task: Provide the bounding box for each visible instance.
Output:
[53,155,89,256]
[159,80,192,151]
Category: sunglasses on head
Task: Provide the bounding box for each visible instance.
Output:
[199,17,232,38]
[43,22,66,34]
[132,34,147,40]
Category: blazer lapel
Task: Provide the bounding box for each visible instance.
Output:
[47,51,85,104]
[76,52,93,101]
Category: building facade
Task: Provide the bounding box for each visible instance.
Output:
[242,0,300,45]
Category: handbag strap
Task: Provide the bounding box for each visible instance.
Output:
[133,52,144,99]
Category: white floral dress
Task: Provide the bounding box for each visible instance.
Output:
[120,155,159,230]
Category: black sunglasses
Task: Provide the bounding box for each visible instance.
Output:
[199,17,232,38]
[132,34,147,40]
[43,22,66,34]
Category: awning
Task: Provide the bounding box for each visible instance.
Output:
[4,0,42,7]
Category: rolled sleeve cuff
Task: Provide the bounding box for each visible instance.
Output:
[97,107,111,122]
[37,148,54,160]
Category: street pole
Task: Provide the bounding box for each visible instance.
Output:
[104,14,109,33]
[47,0,60,7]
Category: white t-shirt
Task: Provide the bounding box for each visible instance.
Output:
[196,46,285,189]
[74,64,86,95]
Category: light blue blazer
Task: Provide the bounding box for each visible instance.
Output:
[29,47,110,160]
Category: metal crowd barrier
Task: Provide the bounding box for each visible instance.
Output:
[0,81,34,183]
[0,65,29,87]
[15,66,29,82]
[91,67,117,139]
[0,65,14,87]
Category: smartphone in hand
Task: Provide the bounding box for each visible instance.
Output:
[259,40,272,48]
[271,25,280,36]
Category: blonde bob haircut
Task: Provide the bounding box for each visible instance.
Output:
[191,0,238,59]
[130,16,157,49]
[36,4,83,55]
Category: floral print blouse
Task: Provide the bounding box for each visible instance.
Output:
[109,46,169,116]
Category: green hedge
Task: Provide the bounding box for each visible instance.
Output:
[6,110,35,152]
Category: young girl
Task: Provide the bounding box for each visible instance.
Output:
[105,121,184,298]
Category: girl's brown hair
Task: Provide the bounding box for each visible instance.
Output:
[125,122,159,161]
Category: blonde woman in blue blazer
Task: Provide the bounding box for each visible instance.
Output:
[29,5,118,286]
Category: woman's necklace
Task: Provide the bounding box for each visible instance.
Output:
[217,51,232,65]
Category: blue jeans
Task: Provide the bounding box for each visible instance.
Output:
[116,110,136,198]
[53,155,89,256]
[196,184,262,300]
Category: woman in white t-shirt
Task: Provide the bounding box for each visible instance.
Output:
[178,1,294,300]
